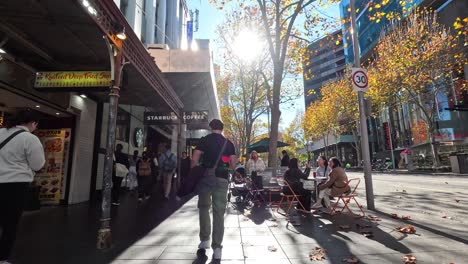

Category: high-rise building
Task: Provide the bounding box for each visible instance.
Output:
[303,30,346,108]
[114,0,190,48]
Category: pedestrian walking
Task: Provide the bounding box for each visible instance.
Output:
[280,150,290,167]
[246,150,266,189]
[112,144,129,206]
[312,157,350,213]
[180,151,191,180]
[137,151,152,202]
[0,109,45,264]
[127,150,139,194]
[159,144,177,200]
[191,119,236,264]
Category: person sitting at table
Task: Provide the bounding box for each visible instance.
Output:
[246,151,266,189]
[312,157,350,213]
[282,158,312,211]
[316,155,331,178]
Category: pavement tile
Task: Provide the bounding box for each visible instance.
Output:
[242,244,288,259]
[241,235,279,246]
[245,258,290,264]
[115,245,166,260]
[158,245,244,261]
[240,227,272,236]
[111,260,157,264]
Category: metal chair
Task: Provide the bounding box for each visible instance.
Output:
[329,178,365,217]
[276,177,310,216]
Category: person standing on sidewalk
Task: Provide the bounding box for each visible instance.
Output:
[112,144,129,206]
[137,151,152,202]
[280,150,290,167]
[0,109,45,264]
[246,150,266,189]
[159,144,177,200]
[191,119,236,264]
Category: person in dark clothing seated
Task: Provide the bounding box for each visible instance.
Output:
[282,158,312,211]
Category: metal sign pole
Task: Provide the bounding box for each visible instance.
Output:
[350,0,375,210]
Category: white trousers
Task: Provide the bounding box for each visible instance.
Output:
[318,188,332,208]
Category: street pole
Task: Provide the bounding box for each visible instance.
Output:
[387,107,396,171]
[97,36,124,250]
[350,0,375,210]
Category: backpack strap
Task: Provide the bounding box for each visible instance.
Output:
[0,129,26,151]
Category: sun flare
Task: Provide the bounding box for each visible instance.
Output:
[232,29,264,62]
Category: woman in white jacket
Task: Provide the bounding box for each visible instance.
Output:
[246,151,266,189]
[0,109,45,264]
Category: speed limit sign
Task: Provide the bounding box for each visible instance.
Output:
[352,68,368,92]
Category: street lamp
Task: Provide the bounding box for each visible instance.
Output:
[97,33,127,250]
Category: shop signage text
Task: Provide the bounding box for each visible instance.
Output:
[34,71,112,89]
[144,111,208,125]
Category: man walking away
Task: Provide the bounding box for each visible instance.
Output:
[137,151,152,202]
[191,119,236,264]
[0,109,45,264]
[159,144,177,200]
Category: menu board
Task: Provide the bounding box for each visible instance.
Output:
[34,129,66,204]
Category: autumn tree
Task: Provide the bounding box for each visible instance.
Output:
[282,113,308,161]
[210,0,339,167]
[372,8,468,167]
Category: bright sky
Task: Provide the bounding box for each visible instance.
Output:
[187,0,341,130]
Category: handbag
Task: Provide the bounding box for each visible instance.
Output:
[115,163,129,177]
[177,138,228,197]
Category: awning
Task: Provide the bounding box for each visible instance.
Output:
[0,0,182,112]
[247,138,290,153]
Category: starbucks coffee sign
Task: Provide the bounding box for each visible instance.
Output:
[144,111,208,125]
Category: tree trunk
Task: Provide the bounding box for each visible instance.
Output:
[268,71,282,168]
[429,128,440,169]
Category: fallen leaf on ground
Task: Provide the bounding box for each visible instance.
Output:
[403,254,417,264]
[242,218,250,221]
[267,245,277,252]
[339,225,351,230]
[442,215,452,219]
[309,247,326,261]
[402,190,407,193]
[455,199,460,203]
[342,256,360,263]
[268,218,277,221]
[367,215,381,221]
[445,182,448,184]
[397,225,416,234]
[269,224,278,227]
[391,213,399,219]
[402,216,412,220]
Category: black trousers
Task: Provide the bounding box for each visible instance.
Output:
[0,182,28,261]
[137,176,152,198]
[283,185,311,211]
[112,176,124,203]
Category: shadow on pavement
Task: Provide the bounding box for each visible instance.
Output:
[13,182,193,264]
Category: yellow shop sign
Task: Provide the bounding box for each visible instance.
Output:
[34,71,111,88]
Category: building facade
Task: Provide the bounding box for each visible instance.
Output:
[303,30,346,107]
[338,0,468,170]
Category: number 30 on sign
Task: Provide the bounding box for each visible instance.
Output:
[351,68,369,92]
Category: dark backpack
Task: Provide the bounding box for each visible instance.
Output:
[162,153,176,172]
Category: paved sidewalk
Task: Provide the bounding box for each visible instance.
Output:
[11,173,468,264]
[109,196,468,264]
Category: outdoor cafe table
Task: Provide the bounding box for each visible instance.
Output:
[302,177,327,201]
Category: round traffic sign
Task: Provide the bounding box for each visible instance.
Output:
[352,70,368,89]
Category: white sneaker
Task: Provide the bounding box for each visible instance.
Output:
[0,261,13,264]
[198,240,210,249]
[213,247,222,260]
[311,202,323,209]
